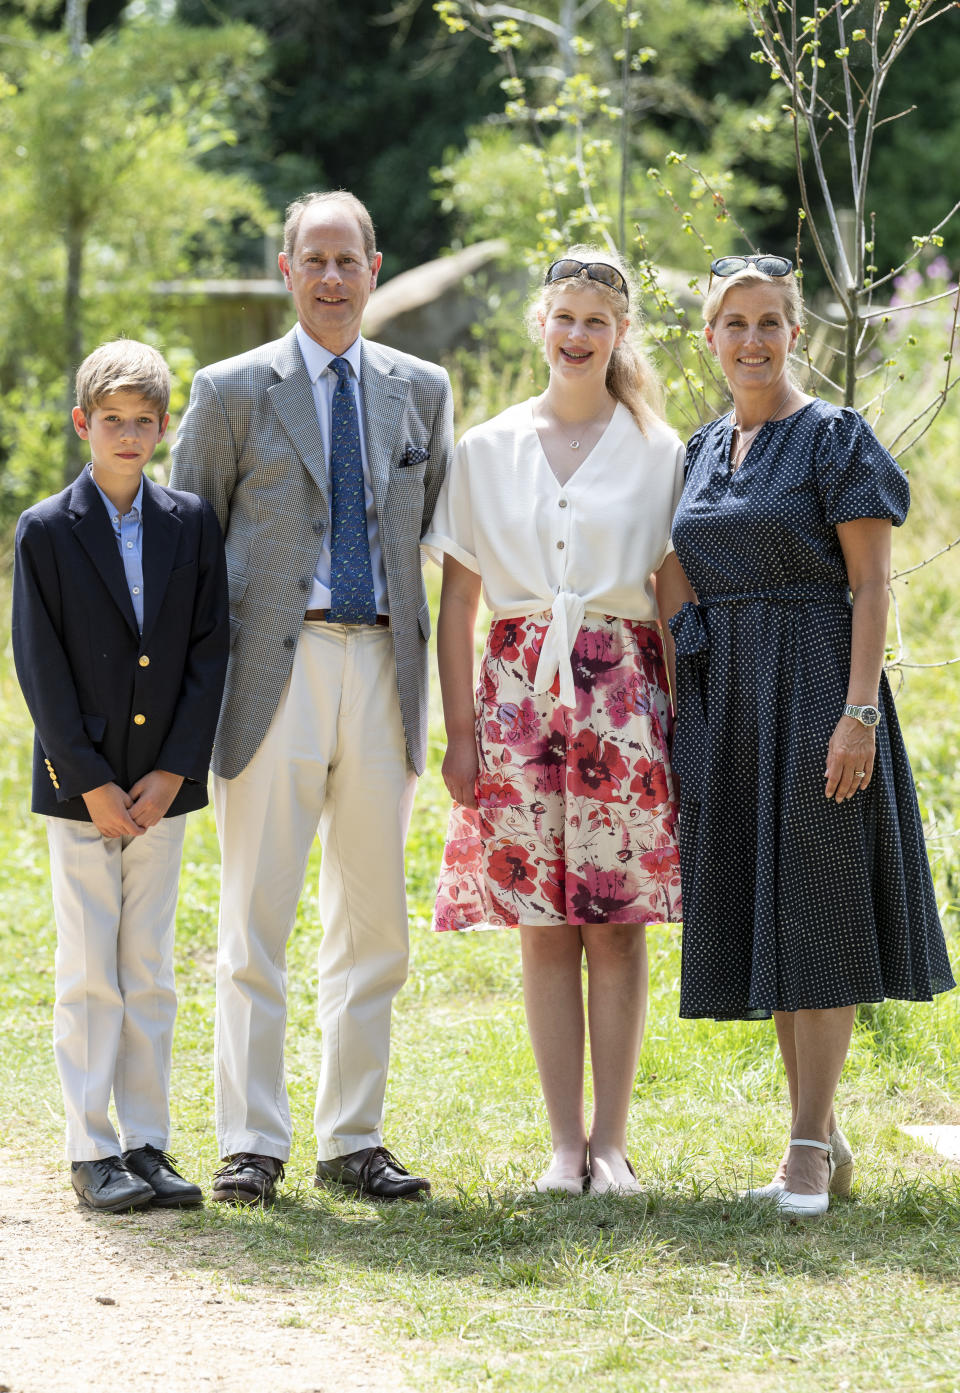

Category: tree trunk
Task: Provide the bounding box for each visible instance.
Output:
[62,0,88,484]
[63,225,84,485]
[65,0,87,56]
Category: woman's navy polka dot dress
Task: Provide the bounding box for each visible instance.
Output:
[670,397,955,1019]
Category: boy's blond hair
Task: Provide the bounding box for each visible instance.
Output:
[75,339,172,419]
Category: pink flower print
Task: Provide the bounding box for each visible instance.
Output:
[637,632,667,683]
[477,771,524,809]
[489,620,522,664]
[539,857,567,916]
[477,665,498,710]
[524,729,566,795]
[605,674,650,729]
[521,627,546,684]
[568,863,633,921]
[487,845,536,895]
[498,697,542,751]
[630,757,670,810]
[567,732,628,800]
[639,843,679,882]
[443,826,483,869]
[484,718,505,744]
[579,628,616,667]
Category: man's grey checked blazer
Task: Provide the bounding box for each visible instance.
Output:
[170,327,453,779]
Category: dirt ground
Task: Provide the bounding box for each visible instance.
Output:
[0,1150,409,1393]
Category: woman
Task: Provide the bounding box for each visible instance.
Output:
[669,253,955,1217]
[424,249,693,1195]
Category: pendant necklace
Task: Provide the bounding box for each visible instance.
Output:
[730,384,793,470]
[562,411,610,449]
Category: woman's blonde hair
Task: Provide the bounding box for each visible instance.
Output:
[526,245,665,434]
[702,265,804,329]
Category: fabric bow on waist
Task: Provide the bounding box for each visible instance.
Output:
[531,590,587,709]
[668,600,710,661]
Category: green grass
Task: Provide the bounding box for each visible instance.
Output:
[2,430,959,1391]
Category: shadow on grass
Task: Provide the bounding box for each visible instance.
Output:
[83,1170,960,1301]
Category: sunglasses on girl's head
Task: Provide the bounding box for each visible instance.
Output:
[710,254,793,278]
[544,258,629,302]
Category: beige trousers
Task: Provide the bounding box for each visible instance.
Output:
[46,814,186,1160]
[213,620,417,1162]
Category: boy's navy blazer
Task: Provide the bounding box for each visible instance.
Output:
[12,467,229,821]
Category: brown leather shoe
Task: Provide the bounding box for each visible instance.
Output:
[211,1153,284,1206]
[315,1146,430,1200]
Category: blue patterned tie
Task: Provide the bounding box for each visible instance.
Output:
[327,356,377,624]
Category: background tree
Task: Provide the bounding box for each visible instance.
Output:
[174,0,504,273]
[0,3,269,506]
[741,0,959,415]
[433,0,790,265]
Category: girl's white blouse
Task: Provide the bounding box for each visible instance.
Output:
[422,398,685,706]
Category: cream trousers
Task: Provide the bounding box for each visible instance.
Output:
[213,619,417,1162]
[46,814,186,1161]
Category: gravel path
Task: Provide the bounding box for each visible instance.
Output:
[0,1151,408,1393]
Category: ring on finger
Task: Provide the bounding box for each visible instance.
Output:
[854,769,866,779]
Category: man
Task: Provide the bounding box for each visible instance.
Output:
[170,190,453,1203]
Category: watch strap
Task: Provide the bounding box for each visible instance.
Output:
[844,702,880,726]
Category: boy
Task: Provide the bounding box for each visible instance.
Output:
[12,340,228,1212]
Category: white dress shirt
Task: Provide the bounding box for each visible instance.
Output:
[423,399,685,706]
[295,324,389,614]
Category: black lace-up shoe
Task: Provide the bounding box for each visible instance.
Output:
[70,1156,154,1212]
[315,1146,430,1200]
[123,1145,203,1207]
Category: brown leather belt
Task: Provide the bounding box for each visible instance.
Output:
[304,609,390,627]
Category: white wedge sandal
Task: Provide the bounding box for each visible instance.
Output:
[775,1137,834,1218]
[743,1126,854,1202]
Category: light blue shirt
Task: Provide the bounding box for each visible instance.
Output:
[294,324,388,614]
[90,465,145,633]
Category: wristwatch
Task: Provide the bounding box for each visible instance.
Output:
[844,703,880,727]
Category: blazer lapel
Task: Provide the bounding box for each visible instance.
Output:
[70,470,140,638]
[361,340,409,520]
[268,330,329,509]
[140,477,180,644]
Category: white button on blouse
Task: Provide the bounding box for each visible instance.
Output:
[423,399,685,706]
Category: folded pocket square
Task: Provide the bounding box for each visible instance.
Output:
[399,444,430,467]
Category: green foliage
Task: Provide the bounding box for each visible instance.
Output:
[433,0,792,266]
[736,1,960,410]
[174,0,503,274]
[434,0,959,451]
[0,11,270,514]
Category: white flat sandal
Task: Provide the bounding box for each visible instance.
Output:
[531,1167,589,1196]
[743,1125,853,1201]
[588,1156,643,1196]
[776,1138,834,1218]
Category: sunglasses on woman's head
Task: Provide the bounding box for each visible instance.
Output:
[710,254,793,278]
[544,258,629,302]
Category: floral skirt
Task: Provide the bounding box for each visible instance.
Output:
[433,612,682,930]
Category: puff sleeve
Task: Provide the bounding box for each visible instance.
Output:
[421,433,480,574]
[814,407,909,527]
